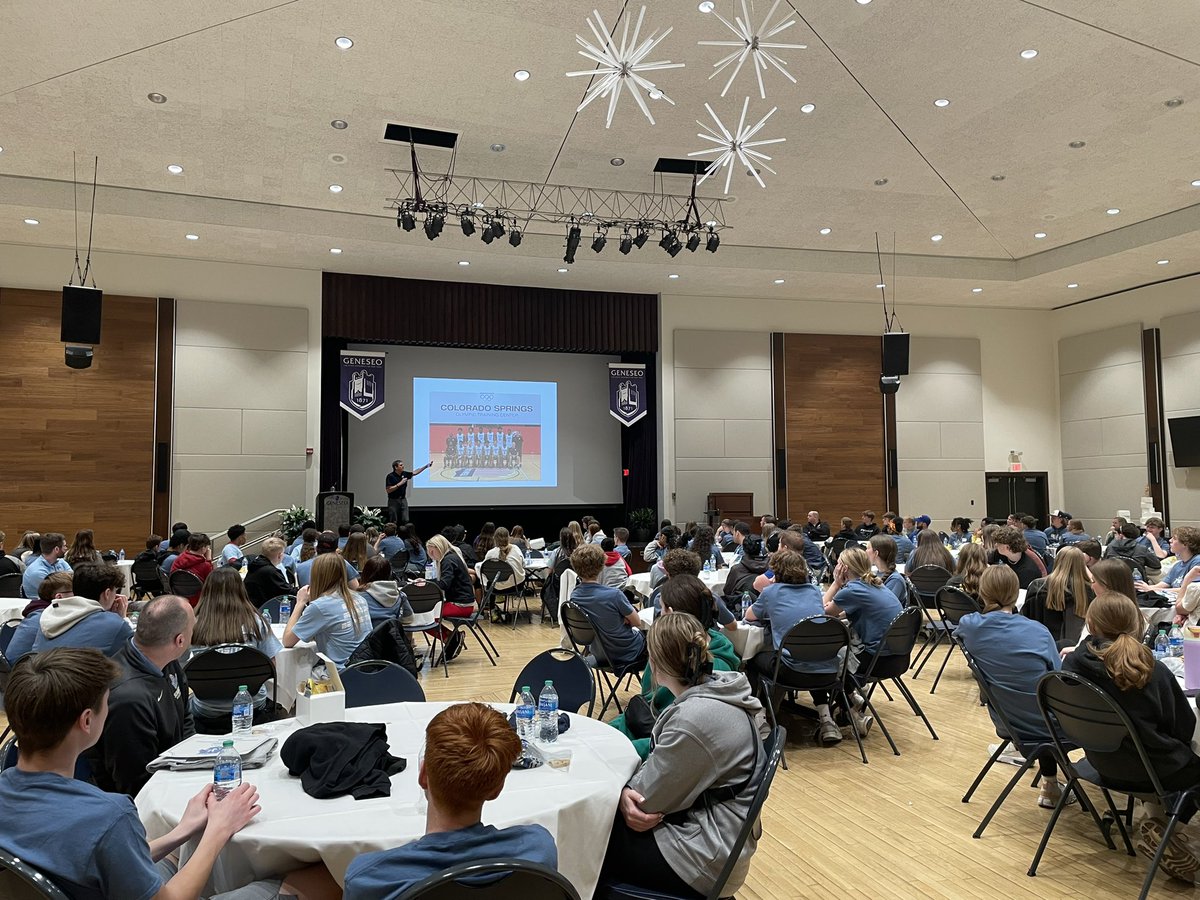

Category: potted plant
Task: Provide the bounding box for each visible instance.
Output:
[353,506,387,530]
[628,507,656,543]
[280,505,314,541]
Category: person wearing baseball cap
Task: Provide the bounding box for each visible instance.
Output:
[914,515,932,531]
[295,530,361,589]
[1045,511,1071,546]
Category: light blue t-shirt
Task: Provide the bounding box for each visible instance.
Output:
[345,823,557,900]
[189,612,284,716]
[956,611,1059,739]
[376,536,405,559]
[890,533,914,565]
[21,556,72,599]
[882,570,908,603]
[295,555,360,587]
[834,579,903,655]
[0,768,163,900]
[1165,555,1200,588]
[221,543,244,565]
[750,581,834,673]
[7,607,129,661]
[293,593,372,666]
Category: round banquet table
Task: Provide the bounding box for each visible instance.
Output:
[636,607,766,659]
[0,597,26,623]
[136,701,639,898]
[624,568,726,598]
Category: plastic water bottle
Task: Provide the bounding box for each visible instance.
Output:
[1169,625,1185,659]
[118,548,126,561]
[213,740,242,799]
[1154,628,1169,661]
[740,592,753,620]
[703,557,713,573]
[425,561,435,580]
[232,685,253,737]
[537,680,559,744]
[278,597,293,623]
[516,685,536,740]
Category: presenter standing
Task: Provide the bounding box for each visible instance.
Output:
[386,458,431,525]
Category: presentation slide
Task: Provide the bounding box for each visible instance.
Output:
[414,378,557,489]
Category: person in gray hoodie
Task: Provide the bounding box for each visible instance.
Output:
[601,612,768,898]
[356,556,414,625]
[5,561,129,660]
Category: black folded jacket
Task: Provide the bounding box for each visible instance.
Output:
[280,722,406,800]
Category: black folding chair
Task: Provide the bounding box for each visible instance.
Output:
[0,618,21,655]
[600,725,786,900]
[0,733,17,771]
[259,595,288,624]
[183,644,277,734]
[389,549,411,580]
[508,648,595,716]
[906,564,953,673]
[342,660,425,706]
[397,858,580,900]
[561,601,644,718]
[404,581,450,678]
[1032,671,1199,898]
[0,573,23,598]
[479,559,528,627]
[439,591,500,668]
[926,586,983,694]
[0,850,68,899]
[756,616,865,767]
[130,558,166,600]
[854,607,939,756]
[168,569,204,599]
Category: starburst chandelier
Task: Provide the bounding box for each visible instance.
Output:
[688,97,785,194]
[698,0,806,99]
[566,6,685,128]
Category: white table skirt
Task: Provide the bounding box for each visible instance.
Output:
[136,702,638,898]
[624,569,726,598]
[0,598,26,623]
[267,623,318,711]
[636,607,767,659]
[116,558,135,594]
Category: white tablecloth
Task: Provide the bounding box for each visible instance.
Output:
[637,607,767,659]
[267,623,318,711]
[0,598,26,623]
[136,702,638,897]
[624,569,727,598]
[116,558,135,594]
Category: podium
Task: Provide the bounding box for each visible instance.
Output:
[316,491,354,533]
[706,492,754,528]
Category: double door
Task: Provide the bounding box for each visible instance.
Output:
[985,472,1050,527]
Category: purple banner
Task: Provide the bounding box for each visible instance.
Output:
[339,350,386,421]
[608,362,647,427]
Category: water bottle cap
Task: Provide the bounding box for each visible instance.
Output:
[521,685,530,692]
[223,739,235,747]
[544,680,553,686]
[238,685,247,691]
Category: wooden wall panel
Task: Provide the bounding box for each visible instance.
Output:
[0,287,157,551]
[780,333,886,522]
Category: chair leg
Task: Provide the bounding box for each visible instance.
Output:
[1073,783,1116,851]
[928,638,958,694]
[1028,776,1076,876]
[974,758,1036,839]
[465,624,498,667]
[1140,813,1184,900]
[864,697,900,756]
[894,678,939,740]
[837,686,868,765]
[1100,788,1135,856]
[963,739,1009,803]
[473,620,501,659]
[758,681,788,771]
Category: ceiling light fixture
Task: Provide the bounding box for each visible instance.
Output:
[856,0,872,5]
[931,233,943,242]
[972,287,983,293]
[424,211,445,241]
[633,227,650,249]
[1106,208,1120,215]
[697,0,806,99]
[991,174,1006,181]
[558,267,569,273]
[166,164,184,175]
[185,233,199,240]
[668,273,680,279]
[1192,180,1200,187]
[490,143,506,152]
[147,92,167,103]
[514,70,531,81]
[690,97,785,194]
[933,98,950,108]
[1069,140,1086,149]
[1165,98,1184,108]
[564,224,582,264]
[23,218,39,225]
[1157,259,1170,265]
[800,103,816,114]
[819,227,831,235]
[460,214,475,236]
[610,157,625,166]
[329,184,343,193]
[698,1,715,11]
[619,232,634,254]
[335,36,354,50]
[648,89,664,100]
[686,232,701,253]
[508,228,522,247]
[1067,283,1079,288]
[399,210,416,231]
[876,282,886,289]
[331,119,348,130]
[1020,49,1039,59]
[329,248,342,254]
[874,178,888,186]
[774,278,785,284]
[458,260,470,266]
[1034,232,1047,239]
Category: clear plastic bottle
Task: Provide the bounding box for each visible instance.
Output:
[213,740,242,799]
[232,685,253,737]
[1169,624,1185,659]
[740,592,754,620]
[1154,627,1169,661]
[118,548,126,561]
[278,597,293,624]
[516,685,536,740]
[537,680,559,744]
[425,561,436,580]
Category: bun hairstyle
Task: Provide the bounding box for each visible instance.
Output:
[839,547,883,588]
[1085,593,1154,691]
[648,612,713,688]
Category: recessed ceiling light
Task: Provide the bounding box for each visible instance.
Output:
[185,233,199,240]
[668,274,680,279]
[458,260,470,266]
[490,143,506,153]
[991,174,1006,181]
[610,157,625,166]
[1034,232,1047,239]
[1165,98,1184,108]
[774,278,785,284]
[1020,49,1039,59]
[933,98,950,108]
[819,227,831,235]
[334,36,354,50]
[513,69,531,82]
[972,287,983,293]
[558,267,568,273]
[1069,140,1086,149]
[1157,259,1170,265]
[876,282,886,289]
[648,89,664,100]
[329,184,343,193]
[800,103,816,114]
[698,0,715,10]
[147,92,167,104]
[874,178,888,186]
[329,248,342,255]
[23,218,39,225]
[1067,283,1079,288]
[166,164,184,175]
[331,119,348,130]
[856,0,872,4]
[931,233,943,242]
[1106,207,1120,215]
[0,147,4,153]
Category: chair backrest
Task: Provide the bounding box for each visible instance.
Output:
[552,556,572,578]
[405,581,445,615]
[1036,670,1163,795]
[934,585,983,624]
[1110,554,1142,576]
[776,615,850,669]
[130,558,165,590]
[907,564,952,596]
[342,660,426,706]
[828,536,853,560]
[0,573,22,598]
[965,655,1044,752]
[560,601,596,653]
[508,649,595,716]
[877,606,923,657]
[396,858,580,900]
[0,850,69,899]
[259,596,286,622]
[0,618,21,655]
[0,734,17,771]
[184,644,274,701]
[479,559,516,589]
[168,569,203,595]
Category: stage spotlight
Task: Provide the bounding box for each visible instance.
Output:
[659,230,674,251]
[508,228,522,247]
[591,231,607,253]
[686,232,701,253]
[564,225,582,264]
[619,232,633,255]
[667,237,683,257]
[490,219,506,238]
[399,210,416,231]
[460,214,476,236]
[481,221,496,244]
[424,212,444,240]
[633,228,649,249]
[661,230,682,256]
[706,230,720,253]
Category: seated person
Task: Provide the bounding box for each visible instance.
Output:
[720,535,769,608]
[290,527,320,564]
[948,543,987,597]
[908,529,955,573]
[1139,517,1171,560]
[158,528,189,576]
[482,526,526,591]
[21,532,72,601]
[243,536,300,608]
[611,575,741,759]
[345,702,556,898]
[1064,593,1200,880]
[132,534,161,568]
[689,525,726,571]
[613,526,632,560]
[295,531,361,590]
[881,513,914,565]
[1022,546,1094,647]
[1058,518,1092,545]
[832,516,857,546]
[169,531,214,605]
[853,511,881,540]
[1021,515,1049,555]
[374,523,404,561]
[991,526,1045,589]
[653,549,736,629]
[6,562,129,660]
[803,511,830,544]
[189,568,281,725]
[417,535,477,660]
[283,553,372,669]
[744,551,845,745]
[568,543,646,672]
[158,522,187,553]
[21,570,72,619]
[1105,523,1162,581]
[599,537,632,588]
[0,647,315,900]
[220,523,247,567]
[956,566,1065,809]
[600,613,768,899]
[286,519,317,556]
[1091,557,1139,603]
[1139,526,1200,601]
[867,535,907,602]
[642,527,674,563]
[356,556,413,625]
[0,529,24,577]
[946,517,973,549]
[397,524,429,569]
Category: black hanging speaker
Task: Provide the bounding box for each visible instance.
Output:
[881,331,910,376]
[61,284,103,345]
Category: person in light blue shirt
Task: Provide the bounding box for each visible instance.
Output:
[867,535,908,603]
[881,514,913,565]
[8,562,129,661]
[614,526,633,560]
[1058,519,1092,545]
[1141,527,1200,604]
[295,532,360,588]
[344,702,556,900]
[375,523,405,560]
[157,521,187,552]
[284,554,372,667]
[286,520,316,556]
[20,532,72,599]
[1021,516,1049,555]
[220,524,247,567]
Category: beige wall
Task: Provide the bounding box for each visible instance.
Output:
[1057,324,1147,535]
[1161,309,1200,528]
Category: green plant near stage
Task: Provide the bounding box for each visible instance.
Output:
[353,506,388,529]
[280,504,314,541]
[628,506,656,542]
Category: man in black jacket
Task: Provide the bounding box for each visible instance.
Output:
[803,511,830,543]
[244,536,300,608]
[88,594,195,796]
[854,510,881,540]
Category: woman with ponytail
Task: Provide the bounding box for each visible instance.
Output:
[601,612,767,899]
